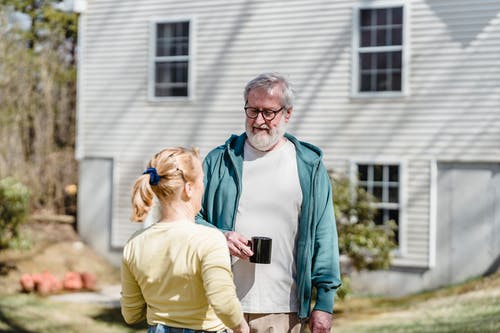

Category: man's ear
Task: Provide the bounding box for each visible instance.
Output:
[284,107,293,122]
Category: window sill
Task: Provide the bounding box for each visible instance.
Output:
[350,91,409,100]
[148,96,193,103]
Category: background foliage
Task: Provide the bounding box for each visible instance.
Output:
[331,174,397,270]
[0,0,78,214]
[0,177,30,248]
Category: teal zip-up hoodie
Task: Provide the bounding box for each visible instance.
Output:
[195,132,341,319]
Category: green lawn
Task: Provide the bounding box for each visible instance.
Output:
[334,273,500,333]
[0,294,147,333]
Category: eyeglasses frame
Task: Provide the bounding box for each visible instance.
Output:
[244,101,286,121]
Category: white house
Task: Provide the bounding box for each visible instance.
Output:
[74,0,500,296]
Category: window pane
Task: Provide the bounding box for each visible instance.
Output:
[393,7,403,25]
[374,210,384,225]
[155,61,188,97]
[360,53,373,70]
[391,72,401,91]
[157,23,171,56]
[392,51,402,68]
[171,86,188,96]
[373,185,383,200]
[389,209,399,243]
[389,209,399,224]
[180,22,189,38]
[361,30,372,47]
[389,165,399,181]
[373,165,383,181]
[360,9,372,27]
[360,73,372,91]
[376,28,387,46]
[358,165,368,180]
[392,27,402,45]
[389,186,399,203]
[156,22,189,57]
[376,53,387,69]
[376,72,389,91]
[376,8,388,25]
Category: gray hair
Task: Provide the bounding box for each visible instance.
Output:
[243,72,295,109]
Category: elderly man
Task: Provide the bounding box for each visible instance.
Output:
[196,72,341,333]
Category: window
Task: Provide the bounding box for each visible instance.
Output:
[357,163,400,243]
[353,5,407,95]
[150,19,192,99]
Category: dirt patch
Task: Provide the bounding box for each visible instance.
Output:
[0,220,120,294]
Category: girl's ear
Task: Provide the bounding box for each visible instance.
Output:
[184,182,193,199]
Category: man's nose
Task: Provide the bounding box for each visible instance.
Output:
[255,111,267,123]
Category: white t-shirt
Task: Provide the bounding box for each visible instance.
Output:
[233,139,302,313]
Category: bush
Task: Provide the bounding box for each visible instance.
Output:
[0,177,31,248]
[331,174,397,272]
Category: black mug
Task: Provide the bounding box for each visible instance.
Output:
[249,236,272,264]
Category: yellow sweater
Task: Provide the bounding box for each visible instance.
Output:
[121,220,243,331]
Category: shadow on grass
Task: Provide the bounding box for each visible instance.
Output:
[92,307,147,331]
[0,309,34,333]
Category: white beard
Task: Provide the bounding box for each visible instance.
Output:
[246,116,287,151]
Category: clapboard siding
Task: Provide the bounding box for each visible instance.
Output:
[78,0,500,265]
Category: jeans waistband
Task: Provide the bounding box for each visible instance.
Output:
[148,324,226,333]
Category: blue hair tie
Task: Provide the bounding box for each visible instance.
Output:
[143,167,160,185]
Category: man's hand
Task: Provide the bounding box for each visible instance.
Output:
[309,310,332,333]
[224,231,253,259]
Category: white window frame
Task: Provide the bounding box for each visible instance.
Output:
[350,159,407,258]
[148,17,196,101]
[351,1,410,98]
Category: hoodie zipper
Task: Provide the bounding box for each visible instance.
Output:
[227,146,242,231]
[298,161,320,318]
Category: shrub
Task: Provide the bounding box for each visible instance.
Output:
[331,174,397,272]
[0,177,31,248]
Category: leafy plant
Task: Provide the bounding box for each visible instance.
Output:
[331,174,397,272]
[0,177,31,248]
[331,174,397,300]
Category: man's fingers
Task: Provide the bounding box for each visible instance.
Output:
[225,231,253,258]
[240,244,253,256]
[228,239,253,258]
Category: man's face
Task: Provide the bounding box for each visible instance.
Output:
[245,86,292,151]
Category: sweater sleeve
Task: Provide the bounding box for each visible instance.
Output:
[201,231,244,329]
[311,164,342,313]
[120,256,147,324]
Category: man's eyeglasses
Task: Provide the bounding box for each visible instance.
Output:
[244,103,285,121]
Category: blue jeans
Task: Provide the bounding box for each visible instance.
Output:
[147,324,227,333]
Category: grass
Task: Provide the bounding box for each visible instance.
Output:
[0,293,147,333]
[0,273,498,333]
[334,272,500,333]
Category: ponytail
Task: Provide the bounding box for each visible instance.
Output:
[130,147,201,223]
[130,174,155,222]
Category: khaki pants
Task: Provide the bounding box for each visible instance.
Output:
[244,313,307,333]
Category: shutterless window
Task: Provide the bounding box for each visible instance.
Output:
[357,164,400,243]
[358,7,403,92]
[153,21,190,97]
